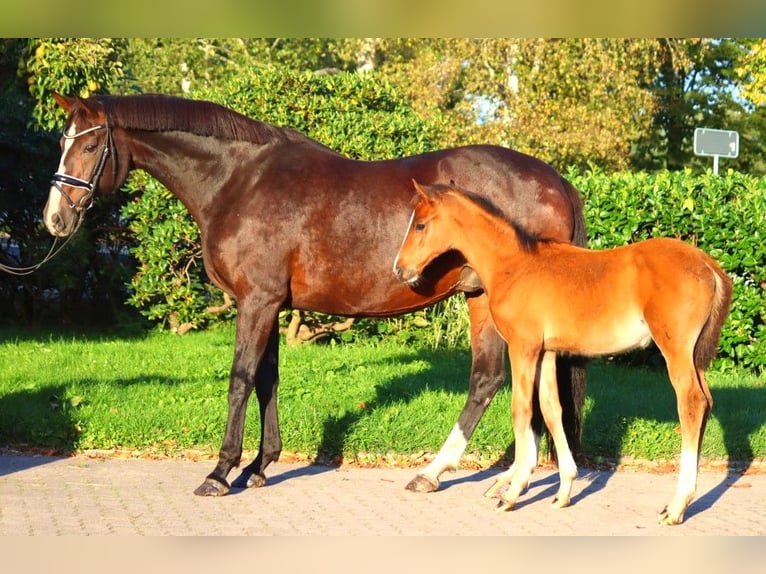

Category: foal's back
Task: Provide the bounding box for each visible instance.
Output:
[490,236,722,357]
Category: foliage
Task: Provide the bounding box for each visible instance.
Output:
[568,166,766,372]
[121,67,445,330]
[735,38,766,108]
[19,38,124,130]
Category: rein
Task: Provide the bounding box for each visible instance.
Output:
[0,123,114,276]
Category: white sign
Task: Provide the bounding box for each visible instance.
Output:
[693,128,739,175]
[694,128,739,158]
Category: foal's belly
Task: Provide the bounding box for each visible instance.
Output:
[544,314,653,357]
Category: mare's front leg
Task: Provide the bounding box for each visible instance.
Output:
[194,300,281,496]
[406,293,507,493]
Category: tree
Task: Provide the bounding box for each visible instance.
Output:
[343,39,663,171]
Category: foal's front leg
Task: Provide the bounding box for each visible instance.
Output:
[496,346,540,511]
[537,351,578,508]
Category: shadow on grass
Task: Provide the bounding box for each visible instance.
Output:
[0,374,191,477]
[0,383,76,477]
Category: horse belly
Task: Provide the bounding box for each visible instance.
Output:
[545,313,653,357]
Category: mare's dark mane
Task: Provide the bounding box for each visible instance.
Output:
[91,94,311,146]
[440,185,553,253]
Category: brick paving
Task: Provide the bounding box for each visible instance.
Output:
[0,453,763,535]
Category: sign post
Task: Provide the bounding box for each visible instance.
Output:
[693,128,739,175]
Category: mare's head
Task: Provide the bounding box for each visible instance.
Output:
[393,180,458,286]
[43,93,126,237]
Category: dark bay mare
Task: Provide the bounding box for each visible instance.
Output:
[43,93,587,497]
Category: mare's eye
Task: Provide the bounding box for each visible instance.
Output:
[84,143,97,153]
[415,222,426,231]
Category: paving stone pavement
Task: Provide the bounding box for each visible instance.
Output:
[0,453,763,536]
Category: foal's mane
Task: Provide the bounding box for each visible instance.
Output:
[441,185,550,253]
[90,94,310,146]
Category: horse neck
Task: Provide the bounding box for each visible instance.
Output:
[442,195,525,283]
[126,129,247,226]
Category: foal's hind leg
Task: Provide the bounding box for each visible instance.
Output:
[658,355,712,525]
[537,351,578,508]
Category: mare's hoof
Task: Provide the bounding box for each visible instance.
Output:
[405,474,439,493]
[551,496,570,509]
[193,477,230,497]
[495,499,515,512]
[230,471,267,489]
[246,472,267,488]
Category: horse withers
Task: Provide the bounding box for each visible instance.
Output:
[394,181,732,525]
[43,92,588,498]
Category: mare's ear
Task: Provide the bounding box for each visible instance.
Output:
[52,92,77,113]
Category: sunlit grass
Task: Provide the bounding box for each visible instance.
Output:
[1,325,764,468]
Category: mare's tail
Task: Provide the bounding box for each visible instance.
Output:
[554,176,588,455]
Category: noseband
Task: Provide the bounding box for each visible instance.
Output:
[50,123,115,212]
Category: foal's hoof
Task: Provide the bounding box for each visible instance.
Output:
[484,481,507,499]
[551,496,570,509]
[658,506,683,526]
[495,499,515,512]
[193,477,230,497]
[405,474,439,493]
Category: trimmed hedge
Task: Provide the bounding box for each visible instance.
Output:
[567,166,765,372]
[117,67,764,372]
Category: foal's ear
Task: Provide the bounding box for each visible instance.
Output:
[412,179,433,201]
[52,92,77,113]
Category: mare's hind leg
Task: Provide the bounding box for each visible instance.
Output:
[194,302,282,496]
[658,355,712,525]
[537,351,578,508]
[234,324,282,489]
[408,294,511,493]
[497,345,541,511]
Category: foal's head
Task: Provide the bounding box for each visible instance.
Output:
[393,180,461,285]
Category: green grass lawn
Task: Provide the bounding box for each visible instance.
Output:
[1,324,764,469]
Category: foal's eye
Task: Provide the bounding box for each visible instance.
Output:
[415,222,426,231]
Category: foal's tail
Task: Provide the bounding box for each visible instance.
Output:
[694,261,734,370]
